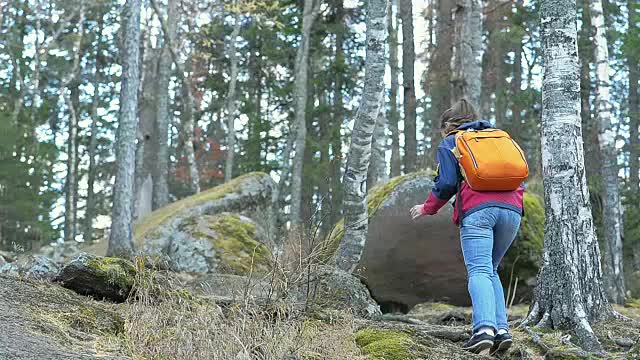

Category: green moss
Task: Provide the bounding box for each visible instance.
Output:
[86,257,137,291]
[501,193,545,283]
[324,171,433,258]
[133,172,268,244]
[207,213,271,275]
[355,328,414,360]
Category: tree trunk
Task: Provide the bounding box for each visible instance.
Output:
[388,0,401,177]
[629,0,639,195]
[224,8,241,182]
[399,0,417,173]
[85,17,104,243]
[590,0,625,304]
[336,0,388,273]
[428,0,454,161]
[450,0,482,106]
[522,0,612,350]
[330,0,346,229]
[368,98,389,189]
[62,5,85,244]
[150,0,200,194]
[290,0,320,227]
[152,0,178,209]
[108,0,141,258]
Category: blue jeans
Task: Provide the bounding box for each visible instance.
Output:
[460,207,522,333]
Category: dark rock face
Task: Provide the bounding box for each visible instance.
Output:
[356,174,468,308]
[55,253,136,303]
[0,275,129,359]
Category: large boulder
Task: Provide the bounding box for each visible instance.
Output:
[326,172,544,309]
[85,172,276,274]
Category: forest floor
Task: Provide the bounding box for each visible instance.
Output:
[1,271,639,360]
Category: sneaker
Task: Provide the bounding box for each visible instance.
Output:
[490,333,513,355]
[462,332,494,354]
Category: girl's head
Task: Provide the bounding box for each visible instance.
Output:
[440,98,479,136]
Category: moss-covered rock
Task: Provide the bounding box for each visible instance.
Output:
[499,193,545,301]
[355,328,414,360]
[55,253,137,302]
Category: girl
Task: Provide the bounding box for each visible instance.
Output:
[410,99,524,355]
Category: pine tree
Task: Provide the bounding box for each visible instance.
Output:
[451,0,482,106]
[108,0,142,257]
[399,0,416,172]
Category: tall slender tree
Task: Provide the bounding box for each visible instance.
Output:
[368,99,388,188]
[629,0,639,195]
[152,0,178,209]
[336,0,389,273]
[108,0,142,257]
[399,0,416,172]
[224,5,241,182]
[388,0,401,177]
[590,0,625,304]
[522,0,612,350]
[451,0,482,105]
[289,0,320,226]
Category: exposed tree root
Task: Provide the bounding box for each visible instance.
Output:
[523,326,592,359]
[356,319,471,343]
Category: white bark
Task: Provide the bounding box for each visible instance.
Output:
[150,0,200,194]
[289,0,320,226]
[224,8,241,183]
[336,0,389,272]
[368,96,389,188]
[152,0,178,209]
[108,0,142,257]
[590,0,625,304]
[388,0,401,177]
[451,0,482,106]
[523,0,611,351]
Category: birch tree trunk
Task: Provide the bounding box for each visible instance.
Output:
[451,0,482,106]
[330,0,346,229]
[388,0,401,177]
[108,0,141,258]
[522,0,612,350]
[399,0,417,173]
[336,0,389,273]
[152,0,178,209]
[289,0,320,227]
[368,97,389,189]
[590,0,625,304]
[224,8,241,183]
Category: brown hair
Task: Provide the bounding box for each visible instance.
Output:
[440,98,479,135]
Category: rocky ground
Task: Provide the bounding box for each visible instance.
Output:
[1,258,640,360]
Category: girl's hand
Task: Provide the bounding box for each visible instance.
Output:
[410,205,425,220]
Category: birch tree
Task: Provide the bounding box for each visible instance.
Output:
[152,0,178,209]
[399,0,416,173]
[590,0,625,304]
[522,0,612,350]
[224,5,241,182]
[289,0,320,226]
[451,0,482,106]
[368,98,388,188]
[336,0,389,273]
[108,0,142,257]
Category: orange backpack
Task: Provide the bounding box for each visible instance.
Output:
[451,129,529,191]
